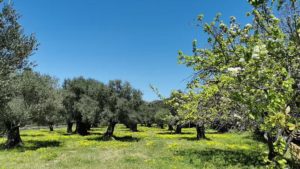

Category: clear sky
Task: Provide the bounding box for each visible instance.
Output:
[12,0,251,101]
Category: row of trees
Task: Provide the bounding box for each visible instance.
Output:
[1,68,175,147]
[0,2,176,148]
[62,78,144,138]
[169,0,300,168]
[0,0,259,149]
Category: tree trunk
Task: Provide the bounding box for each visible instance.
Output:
[49,124,54,132]
[104,121,117,139]
[218,124,229,133]
[67,121,73,134]
[266,133,277,161]
[146,123,152,127]
[76,121,88,136]
[125,123,130,128]
[158,123,164,129]
[196,124,206,140]
[74,123,78,133]
[175,125,182,134]
[130,123,138,132]
[86,123,91,131]
[6,126,23,148]
[168,125,174,131]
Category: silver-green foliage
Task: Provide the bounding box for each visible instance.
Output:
[0,2,37,133]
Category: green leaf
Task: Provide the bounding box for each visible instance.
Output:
[249,114,255,120]
[277,159,287,166]
[287,123,296,131]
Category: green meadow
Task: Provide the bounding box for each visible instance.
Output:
[0,126,267,169]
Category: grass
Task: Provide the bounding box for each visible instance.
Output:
[0,125,267,169]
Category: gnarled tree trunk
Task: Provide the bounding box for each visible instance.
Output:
[6,126,22,148]
[86,123,91,131]
[168,125,174,131]
[130,123,138,132]
[125,123,130,128]
[67,121,73,134]
[218,124,229,133]
[158,123,164,129]
[146,123,152,127]
[175,124,182,134]
[76,121,88,136]
[49,122,54,132]
[196,124,206,140]
[104,121,117,139]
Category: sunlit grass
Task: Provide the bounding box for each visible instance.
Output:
[0,125,267,169]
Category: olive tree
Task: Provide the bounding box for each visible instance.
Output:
[102,80,143,139]
[19,70,63,132]
[139,101,157,127]
[62,77,107,135]
[3,70,61,147]
[0,2,37,148]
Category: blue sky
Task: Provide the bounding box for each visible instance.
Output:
[12,0,251,101]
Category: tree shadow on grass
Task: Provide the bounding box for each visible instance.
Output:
[27,140,61,149]
[206,131,223,134]
[114,136,140,142]
[87,135,140,142]
[90,132,104,136]
[21,134,45,137]
[0,140,61,151]
[178,137,212,141]
[174,148,264,167]
[157,132,194,135]
[244,134,267,144]
[55,129,106,136]
[55,130,75,136]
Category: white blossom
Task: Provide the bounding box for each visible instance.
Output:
[285,106,291,114]
[228,67,242,75]
[245,23,252,29]
[219,23,226,28]
[239,58,245,62]
[252,53,259,59]
[233,114,242,119]
[253,46,260,53]
[252,44,268,59]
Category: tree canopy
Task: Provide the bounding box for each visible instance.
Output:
[0,2,37,148]
[176,0,300,167]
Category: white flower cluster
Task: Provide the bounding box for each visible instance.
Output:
[252,44,268,59]
[219,23,226,29]
[229,28,236,35]
[245,23,252,29]
[233,113,242,119]
[239,58,245,63]
[267,37,281,43]
[228,67,242,72]
[252,46,260,59]
[227,67,243,76]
